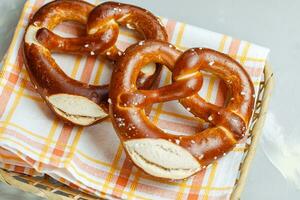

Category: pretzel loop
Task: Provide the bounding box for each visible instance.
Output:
[176,48,255,140]
[119,75,202,108]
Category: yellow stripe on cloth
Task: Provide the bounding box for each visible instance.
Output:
[240,42,251,65]
[93,59,106,84]
[176,179,189,200]
[203,163,218,200]
[0,82,42,103]
[37,121,59,170]
[71,56,82,78]
[101,144,123,194]
[127,170,142,199]
[0,80,26,136]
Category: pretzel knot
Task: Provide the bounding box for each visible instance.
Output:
[23,0,168,126]
[109,41,255,180]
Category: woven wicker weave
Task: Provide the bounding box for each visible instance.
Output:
[0,64,274,200]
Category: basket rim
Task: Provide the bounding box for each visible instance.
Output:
[230,63,275,200]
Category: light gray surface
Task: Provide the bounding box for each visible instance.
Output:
[0,0,299,199]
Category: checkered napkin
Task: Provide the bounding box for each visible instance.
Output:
[0,0,270,199]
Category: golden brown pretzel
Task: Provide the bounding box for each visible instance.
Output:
[109,40,255,180]
[36,1,168,88]
[23,0,168,126]
[36,1,168,59]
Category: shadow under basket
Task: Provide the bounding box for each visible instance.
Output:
[0,64,275,200]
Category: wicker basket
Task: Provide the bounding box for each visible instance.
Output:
[0,64,274,200]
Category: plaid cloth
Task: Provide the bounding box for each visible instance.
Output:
[0,0,270,199]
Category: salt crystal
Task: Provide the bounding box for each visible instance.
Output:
[208,115,213,121]
[208,61,215,66]
[108,98,112,104]
[90,51,95,56]
[126,23,135,30]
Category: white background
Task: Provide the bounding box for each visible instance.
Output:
[0,0,299,199]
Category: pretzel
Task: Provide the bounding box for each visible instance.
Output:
[23,0,168,126]
[109,41,255,180]
[35,1,168,88]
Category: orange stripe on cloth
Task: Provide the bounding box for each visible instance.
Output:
[187,171,210,200]
[81,56,97,83]
[112,158,134,198]
[228,39,241,54]
[165,19,177,42]
[50,124,73,166]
